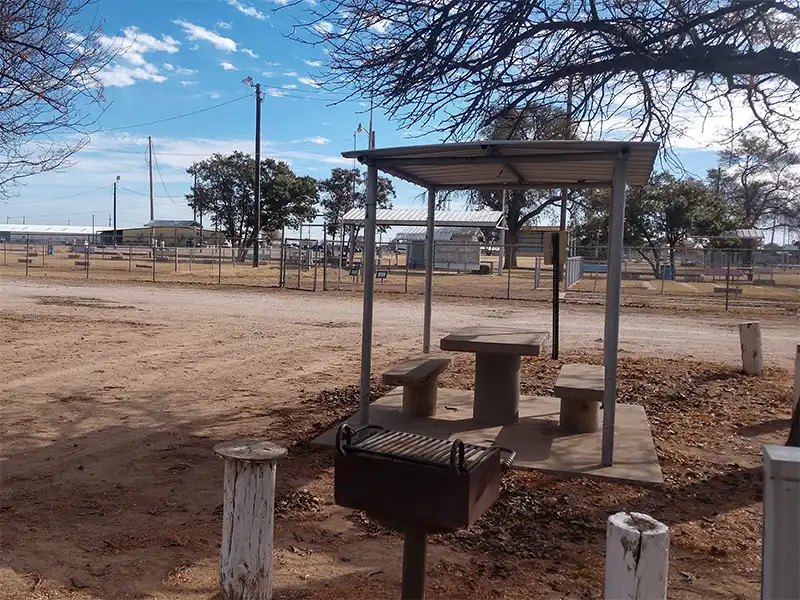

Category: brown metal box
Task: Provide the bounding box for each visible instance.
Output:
[334,445,501,534]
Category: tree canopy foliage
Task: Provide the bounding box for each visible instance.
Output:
[574,172,730,276]
[318,166,395,238]
[297,0,800,148]
[0,0,113,199]
[186,152,318,258]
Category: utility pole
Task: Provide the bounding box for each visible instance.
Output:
[559,79,573,231]
[113,176,120,248]
[253,82,262,267]
[148,136,155,248]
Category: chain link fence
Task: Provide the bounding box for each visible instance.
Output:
[4,233,797,311]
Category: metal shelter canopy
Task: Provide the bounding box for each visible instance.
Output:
[342,140,657,190]
[344,139,659,467]
[342,208,502,228]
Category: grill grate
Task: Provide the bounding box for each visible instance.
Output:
[337,425,497,472]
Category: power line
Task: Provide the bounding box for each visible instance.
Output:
[151,146,183,207]
[103,94,252,132]
[10,184,111,206]
[118,185,175,200]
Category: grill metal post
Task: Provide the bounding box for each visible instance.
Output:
[401,533,427,600]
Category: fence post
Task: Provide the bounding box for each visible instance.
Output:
[279,228,285,288]
[506,247,511,300]
[85,241,89,279]
[214,440,286,600]
[762,445,800,600]
[218,244,222,284]
[42,244,45,269]
[25,235,30,276]
[792,344,799,412]
[128,245,132,271]
[152,242,156,283]
[605,512,669,600]
[322,226,328,291]
[739,322,764,376]
[405,254,409,294]
[189,244,193,272]
[175,245,179,272]
[535,257,541,289]
[3,242,6,266]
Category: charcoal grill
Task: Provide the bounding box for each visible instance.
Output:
[334,424,514,599]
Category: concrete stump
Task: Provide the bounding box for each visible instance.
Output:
[473,353,520,425]
[214,440,287,600]
[402,378,438,417]
[559,399,600,433]
[605,512,669,600]
[739,322,764,376]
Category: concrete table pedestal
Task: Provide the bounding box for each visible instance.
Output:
[441,326,549,427]
[474,353,521,425]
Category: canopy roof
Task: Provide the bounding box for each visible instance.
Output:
[342,140,659,190]
[342,208,501,227]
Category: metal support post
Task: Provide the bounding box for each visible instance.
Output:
[422,187,436,353]
[552,231,560,359]
[357,162,378,425]
[401,533,427,600]
[601,148,630,466]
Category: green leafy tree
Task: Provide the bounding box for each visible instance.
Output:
[710,134,800,231]
[574,173,730,277]
[318,167,395,263]
[186,152,318,259]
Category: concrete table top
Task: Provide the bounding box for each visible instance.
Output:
[440,326,549,356]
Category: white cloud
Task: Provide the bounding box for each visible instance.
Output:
[264,61,281,66]
[313,21,334,35]
[297,76,319,87]
[283,71,298,77]
[369,19,389,34]
[282,84,297,89]
[242,48,259,58]
[180,80,198,86]
[268,0,291,4]
[293,136,330,145]
[227,0,265,20]
[163,63,196,75]
[303,59,322,67]
[220,61,238,71]
[266,89,286,97]
[99,63,167,87]
[217,21,232,30]
[173,20,237,52]
[97,26,179,88]
[262,71,277,77]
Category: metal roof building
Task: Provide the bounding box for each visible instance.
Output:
[0,224,101,236]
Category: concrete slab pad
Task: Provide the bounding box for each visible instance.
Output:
[313,388,662,486]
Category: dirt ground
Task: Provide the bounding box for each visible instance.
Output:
[1,279,798,600]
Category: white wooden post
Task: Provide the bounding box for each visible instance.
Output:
[762,445,800,600]
[792,344,799,411]
[214,440,287,600]
[739,322,764,376]
[605,512,669,600]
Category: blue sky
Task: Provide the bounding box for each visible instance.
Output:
[6,0,732,229]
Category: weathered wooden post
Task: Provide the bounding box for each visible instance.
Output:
[739,322,764,376]
[605,512,669,600]
[762,445,800,600]
[793,344,799,411]
[213,440,287,600]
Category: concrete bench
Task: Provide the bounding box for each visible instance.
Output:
[554,363,605,433]
[382,356,451,417]
[713,286,742,296]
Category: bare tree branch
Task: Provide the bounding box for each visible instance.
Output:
[0,0,114,199]
[291,0,800,151]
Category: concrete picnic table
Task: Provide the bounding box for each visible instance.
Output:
[440,326,549,426]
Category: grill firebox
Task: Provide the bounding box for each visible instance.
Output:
[334,424,514,598]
